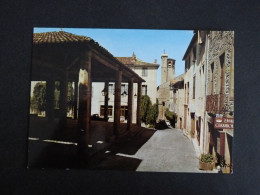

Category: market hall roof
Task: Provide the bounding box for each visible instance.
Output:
[32,31,145,83]
[33,31,92,44]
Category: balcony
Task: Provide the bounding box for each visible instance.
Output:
[206,94,225,114]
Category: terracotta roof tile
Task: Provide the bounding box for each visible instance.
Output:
[116,56,159,68]
[33,31,92,44]
[170,73,185,84]
[32,31,145,82]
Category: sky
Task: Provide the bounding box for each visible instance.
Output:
[34,28,194,86]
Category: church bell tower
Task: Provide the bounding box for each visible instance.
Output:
[161,53,175,84]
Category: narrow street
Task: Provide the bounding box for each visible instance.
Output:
[117,128,210,173]
[28,119,216,172]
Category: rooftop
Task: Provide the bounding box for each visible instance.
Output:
[33,31,92,44]
[32,31,145,83]
[116,53,159,68]
[170,73,184,85]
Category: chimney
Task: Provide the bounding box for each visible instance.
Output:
[154,59,157,64]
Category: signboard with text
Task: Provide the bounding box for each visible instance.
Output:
[214,117,234,129]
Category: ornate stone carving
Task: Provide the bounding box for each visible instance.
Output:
[206,31,234,113]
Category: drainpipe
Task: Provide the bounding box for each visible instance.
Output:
[203,32,209,154]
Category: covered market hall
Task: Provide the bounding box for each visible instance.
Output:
[29,30,145,158]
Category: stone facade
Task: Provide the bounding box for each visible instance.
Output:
[171,31,234,172]
[205,31,234,172]
[157,53,176,120]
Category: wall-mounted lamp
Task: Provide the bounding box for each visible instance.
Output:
[121,90,128,97]
[101,88,107,96]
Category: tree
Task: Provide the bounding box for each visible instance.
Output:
[141,95,159,127]
[31,82,46,113]
[146,103,159,127]
[31,81,74,116]
[165,108,177,127]
[141,95,152,124]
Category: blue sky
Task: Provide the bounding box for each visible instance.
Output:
[34,28,193,86]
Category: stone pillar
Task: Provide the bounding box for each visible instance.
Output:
[78,52,92,133]
[77,52,92,157]
[104,81,109,122]
[60,71,68,122]
[86,68,92,133]
[127,79,133,131]
[136,82,142,126]
[114,70,122,137]
[46,79,55,122]
[73,79,79,120]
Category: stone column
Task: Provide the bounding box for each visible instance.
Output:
[127,79,133,131]
[77,52,92,157]
[60,71,68,123]
[46,79,55,122]
[73,79,79,120]
[136,82,142,126]
[78,52,92,133]
[113,70,122,137]
[86,64,92,133]
[104,81,109,122]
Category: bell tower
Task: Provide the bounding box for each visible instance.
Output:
[161,52,176,84]
[167,58,175,81]
[161,53,168,84]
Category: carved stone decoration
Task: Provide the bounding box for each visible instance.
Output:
[206,31,234,114]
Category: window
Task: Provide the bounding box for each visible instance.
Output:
[193,76,196,99]
[142,67,148,76]
[219,53,225,94]
[210,63,214,95]
[186,56,191,71]
[187,82,189,104]
[100,105,113,116]
[185,82,189,104]
[168,60,172,67]
[120,106,128,117]
[142,85,147,95]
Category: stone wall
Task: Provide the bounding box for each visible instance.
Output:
[207,31,234,113]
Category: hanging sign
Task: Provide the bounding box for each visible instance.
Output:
[214,116,234,129]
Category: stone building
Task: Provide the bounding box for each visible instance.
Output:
[91,53,159,123]
[205,31,234,172]
[170,74,184,129]
[171,30,234,172]
[157,53,176,120]
[179,31,208,158]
